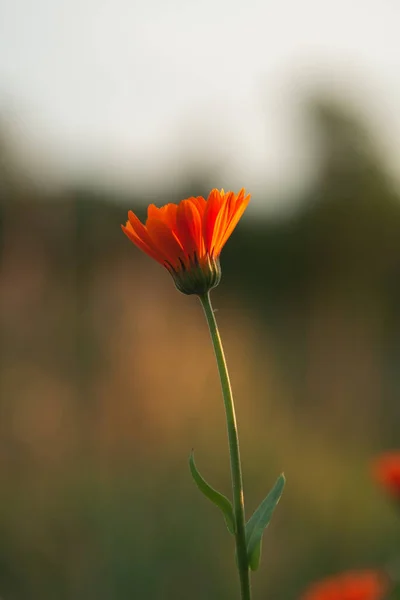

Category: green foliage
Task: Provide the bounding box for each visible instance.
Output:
[189,451,235,535]
[245,474,285,571]
[390,583,400,600]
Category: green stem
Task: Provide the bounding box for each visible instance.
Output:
[199,292,251,600]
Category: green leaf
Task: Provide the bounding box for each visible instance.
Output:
[245,473,285,571]
[189,451,235,535]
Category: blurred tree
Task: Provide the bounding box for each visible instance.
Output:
[224,95,400,439]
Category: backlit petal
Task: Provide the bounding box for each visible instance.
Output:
[188,196,207,218]
[176,199,204,259]
[147,203,178,234]
[121,222,165,264]
[146,218,184,267]
[203,189,225,251]
[216,190,251,253]
[128,211,159,251]
[209,191,236,255]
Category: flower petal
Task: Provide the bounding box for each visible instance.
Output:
[203,189,225,252]
[188,196,207,218]
[121,221,165,264]
[147,203,178,234]
[209,191,236,255]
[126,211,168,261]
[176,199,204,260]
[128,211,159,250]
[216,190,251,253]
[301,570,389,600]
[146,218,184,267]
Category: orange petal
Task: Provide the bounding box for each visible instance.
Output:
[121,222,165,264]
[146,218,184,267]
[176,199,204,259]
[209,191,236,255]
[147,203,178,234]
[216,190,250,253]
[128,210,160,252]
[187,196,207,218]
[203,189,225,251]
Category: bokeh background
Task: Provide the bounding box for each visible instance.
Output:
[1,0,400,598]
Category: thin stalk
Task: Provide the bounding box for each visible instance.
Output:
[199,292,251,600]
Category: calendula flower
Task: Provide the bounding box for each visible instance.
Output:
[300,570,389,600]
[372,451,400,500]
[121,188,250,295]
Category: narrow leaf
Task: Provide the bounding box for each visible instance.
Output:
[245,473,285,571]
[189,451,235,535]
[248,538,262,572]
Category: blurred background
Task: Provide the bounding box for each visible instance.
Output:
[1,0,400,598]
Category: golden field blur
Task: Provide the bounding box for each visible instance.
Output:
[0,99,399,599]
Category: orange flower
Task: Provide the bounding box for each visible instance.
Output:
[121,188,250,295]
[300,570,389,600]
[371,451,400,500]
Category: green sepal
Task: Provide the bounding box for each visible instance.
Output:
[245,473,285,571]
[189,451,235,535]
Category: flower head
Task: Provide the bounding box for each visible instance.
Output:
[121,188,250,295]
[300,570,389,600]
[371,451,400,500]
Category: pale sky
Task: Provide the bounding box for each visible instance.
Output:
[0,0,399,210]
